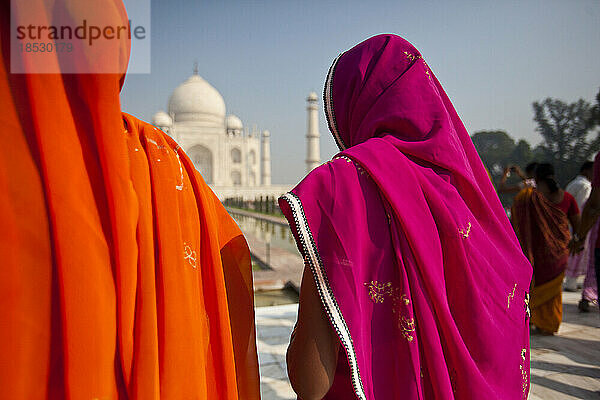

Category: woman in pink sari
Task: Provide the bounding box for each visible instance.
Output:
[279,34,533,399]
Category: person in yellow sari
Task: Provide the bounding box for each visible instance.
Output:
[0,1,259,398]
[512,163,580,334]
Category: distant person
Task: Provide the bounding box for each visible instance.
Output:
[574,154,600,313]
[280,34,532,400]
[498,163,538,194]
[512,163,581,335]
[566,162,594,209]
[563,161,594,291]
[0,1,259,398]
[576,224,599,312]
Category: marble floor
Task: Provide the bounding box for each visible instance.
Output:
[528,291,600,399]
[256,304,298,400]
[255,291,600,400]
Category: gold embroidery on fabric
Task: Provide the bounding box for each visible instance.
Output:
[520,348,528,398]
[403,52,432,81]
[356,164,367,176]
[524,293,530,319]
[507,283,517,309]
[400,316,415,341]
[183,242,197,268]
[424,65,432,81]
[403,51,421,62]
[449,369,458,393]
[458,222,472,238]
[364,281,393,303]
[364,281,415,341]
[400,294,410,305]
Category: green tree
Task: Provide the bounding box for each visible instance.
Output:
[510,139,533,170]
[471,130,516,176]
[532,94,600,185]
[471,131,536,208]
[592,88,600,126]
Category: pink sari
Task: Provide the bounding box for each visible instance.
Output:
[279,35,532,399]
[583,221,599,304]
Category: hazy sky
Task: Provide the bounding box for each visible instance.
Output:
[120,0,600,184]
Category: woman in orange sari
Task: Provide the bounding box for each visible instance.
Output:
[512,163,581,334]
[0,1,259,398]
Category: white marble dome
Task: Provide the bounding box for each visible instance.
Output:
[226,114,243,131]
[168,74,226,125]
[152,110,172,127]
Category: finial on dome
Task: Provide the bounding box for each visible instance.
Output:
[193,61,199,75]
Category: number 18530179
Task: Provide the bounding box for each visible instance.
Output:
[19,42,73,53]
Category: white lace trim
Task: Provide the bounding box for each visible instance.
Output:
[324,54,346,151]
[280,192,366,400]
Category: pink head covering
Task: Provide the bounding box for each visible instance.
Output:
[280,34,532,399]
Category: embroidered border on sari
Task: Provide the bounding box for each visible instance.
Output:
[280,192,367,400]
[324,54,346,152]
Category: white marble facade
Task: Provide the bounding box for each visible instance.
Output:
[152,69,267,191]
[152,68,321,201]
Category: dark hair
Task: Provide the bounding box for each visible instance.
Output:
[525,162,539,175]
[535,163,559,193]
[580,161,594,174]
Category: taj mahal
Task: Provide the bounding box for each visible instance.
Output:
[152,66,321,201]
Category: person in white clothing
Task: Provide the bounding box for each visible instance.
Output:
[564,161,594,291]
[566,162,594,210]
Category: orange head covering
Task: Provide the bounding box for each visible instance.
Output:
[0,1,259,398]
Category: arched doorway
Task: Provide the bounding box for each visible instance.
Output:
[231,170,242,186]
[188,144,213,184]
[231,147,242,164]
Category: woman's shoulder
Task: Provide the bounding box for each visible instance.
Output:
[284,155,378,218]
[122,112,170,136]
[292,156,363,194]
[122,112,179,149]
[562,190,576,203]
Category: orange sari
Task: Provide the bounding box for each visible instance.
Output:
[0,1,259,398]
[511,187,570,333]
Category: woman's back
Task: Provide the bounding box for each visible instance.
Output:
[281,34,532,398]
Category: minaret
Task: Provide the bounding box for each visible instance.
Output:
[306,92,321,173]
[261,130,271,186]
